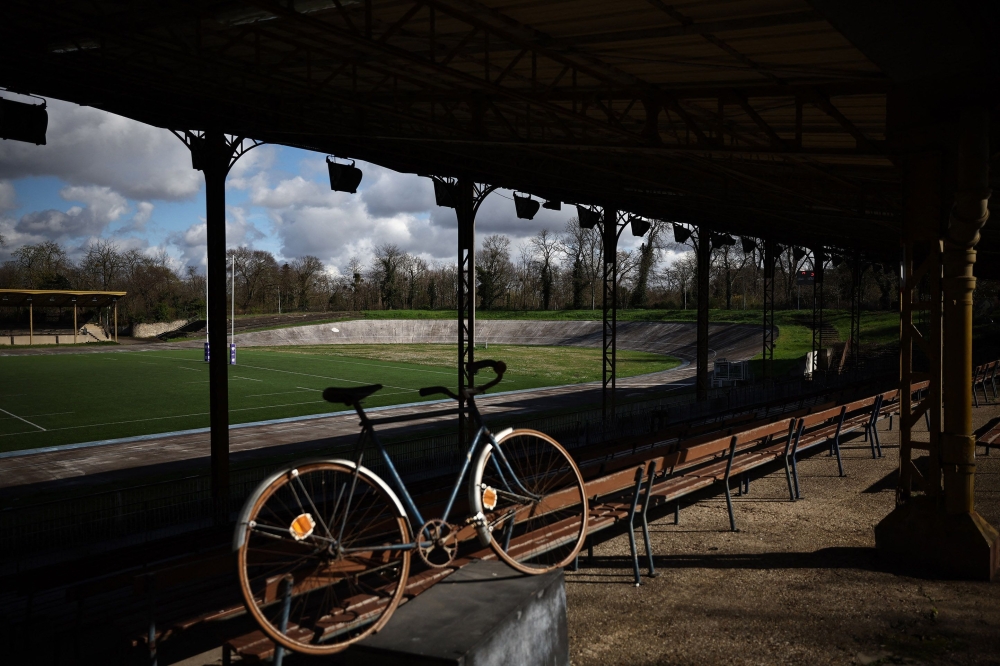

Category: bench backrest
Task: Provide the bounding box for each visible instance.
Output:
[798,404,845,430]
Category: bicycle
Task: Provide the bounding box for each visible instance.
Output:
[233,359,589,655]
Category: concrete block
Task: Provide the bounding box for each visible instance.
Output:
[345,560,569,666]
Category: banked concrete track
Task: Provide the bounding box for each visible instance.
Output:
[1,320,760,493]
[237,319,763,387]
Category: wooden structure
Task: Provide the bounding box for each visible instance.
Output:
[2,1,998,578]
[0,289,124,344]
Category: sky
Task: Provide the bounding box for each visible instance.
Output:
[0,94,662,278]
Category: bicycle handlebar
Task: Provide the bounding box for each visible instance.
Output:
[417,359,506,401]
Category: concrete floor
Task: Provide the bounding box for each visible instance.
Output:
[565,403,1000,666]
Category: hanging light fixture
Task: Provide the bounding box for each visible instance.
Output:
[740,237,757,255]
[577,205,601,229]
[793,247,806,263]
[432,179,455,208]
[712,233,736,247]
[326,157,363,193]
[0,97,48,145]
[513,193,541,220]
[673,223,692,243]
[542,200,561,211]
[629,216,651,237]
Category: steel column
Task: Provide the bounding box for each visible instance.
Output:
[696,229,710,401]
[203,131,232,520]
[876,107,999,580]
[451,178,495,442]
[810,248,825,379]
[941,107,990,517]
[848,251,861,374]
[456,178,475,442]
[602,208,619,421]
[762,240,776,381]
[897,153,943,504]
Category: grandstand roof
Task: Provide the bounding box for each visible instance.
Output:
[0,289,126,308]
[1,1,998,261]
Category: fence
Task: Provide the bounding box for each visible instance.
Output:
[0,357,897,569]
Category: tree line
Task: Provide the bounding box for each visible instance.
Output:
[0,223,902,326]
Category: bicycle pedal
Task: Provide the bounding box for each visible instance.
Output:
[467,512,493,547]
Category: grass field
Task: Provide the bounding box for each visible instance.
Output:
[0,344,678,453]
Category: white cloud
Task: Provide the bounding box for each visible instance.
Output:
[360,166,436,218]
[0,98,201,201]
[0,180,16,213]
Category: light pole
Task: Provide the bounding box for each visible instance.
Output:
[230,254,236,365]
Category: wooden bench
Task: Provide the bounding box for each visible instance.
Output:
[583,420,797,584]
[974,360,998,407]
[786,396,885,499]
[976,416,1000,456]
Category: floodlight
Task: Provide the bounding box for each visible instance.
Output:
[513,193,540,220]
[577,205,601,229]
[630,217,651,237]
[712,233,736,247]
[793,247,806,262]
[0,98,48,145]
[740,237,756,255]
[673,223,692,243]
[542,200,561,211]
[326,157,363,194]
[831,255,842,267]
[433,179,455,208]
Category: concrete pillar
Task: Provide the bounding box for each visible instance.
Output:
[696,230,710,401]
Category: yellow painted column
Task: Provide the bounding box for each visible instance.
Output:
[113,301,118,342]
[28,301,32,345]
[942,107,990,515]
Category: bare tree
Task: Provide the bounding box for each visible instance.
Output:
[476,234,513,310]
[560,219,602,309]
[370,243,406,309]
[530,229,560,310]
[292,255,325,310]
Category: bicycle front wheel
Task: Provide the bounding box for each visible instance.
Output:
[235,460,411,655]
[470,429,588,574]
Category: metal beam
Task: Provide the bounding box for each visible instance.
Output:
[696,229,711,401]
[602,208,620,422]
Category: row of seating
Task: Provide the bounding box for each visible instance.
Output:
[575,385,913,585]
[974,359,999,407]
[114,381,911,662]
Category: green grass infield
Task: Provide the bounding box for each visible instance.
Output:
[0,344,679,453]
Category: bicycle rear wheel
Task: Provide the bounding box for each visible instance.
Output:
[235,460,411,655]
[470,429,588,574]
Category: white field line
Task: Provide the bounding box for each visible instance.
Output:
[233,363,414,392]
[0,411,74,419]
[0,399,334,437]
[177,366,202,372]
[0,407,46,432]
[258,350,454,376]
[230,375,263,382]
[246,389,314,398]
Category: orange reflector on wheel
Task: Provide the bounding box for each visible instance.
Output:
[289,513,316,540]
[482,486,497,511]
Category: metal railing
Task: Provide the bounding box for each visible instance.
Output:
[0,360,897,567]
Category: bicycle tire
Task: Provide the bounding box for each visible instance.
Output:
[469,429,588,574]
[235,460,411,655]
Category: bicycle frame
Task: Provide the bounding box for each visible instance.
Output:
[339,398,536,552]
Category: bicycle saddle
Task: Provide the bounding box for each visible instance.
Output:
[322,384,383,405]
